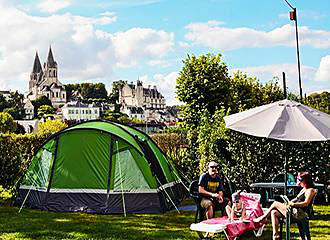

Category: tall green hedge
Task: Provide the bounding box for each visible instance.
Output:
[1,130,328,198]
[0,134,45,190]
[152,129,330,190]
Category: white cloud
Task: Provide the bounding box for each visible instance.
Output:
[315,55,330,82]
[99,11,116,17]
[0,3,174,93]
[230,64,316,94]
[178,41,191,48]
[139,72,181,106]
[37,0,72,13]
[146,59,171,67]
[185,22,330,50]
[97,0,161,8]
[112,28,174,67]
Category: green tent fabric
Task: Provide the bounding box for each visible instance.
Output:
[17,120,186,214]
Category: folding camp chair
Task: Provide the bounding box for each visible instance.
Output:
[189,180,205,223]
[190,192,265,240]
[189,176,234,224]
[279,190,317,240]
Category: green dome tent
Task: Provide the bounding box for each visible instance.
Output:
[17,120,186,214]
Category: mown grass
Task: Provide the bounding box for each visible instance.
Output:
[0,204,329,239]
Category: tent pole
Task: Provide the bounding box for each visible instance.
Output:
[106,138,114,211]
[117,142,127,217]
[18,181,35,213]
[155,176,180,213]
[171,169,189,192]
[18,167,43,213]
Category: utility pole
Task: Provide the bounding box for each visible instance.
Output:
[283,72,287,98]
[284,0,303,102]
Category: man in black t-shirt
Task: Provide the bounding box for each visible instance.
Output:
[199,161,229,219]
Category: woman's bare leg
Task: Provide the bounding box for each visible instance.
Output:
[271,210,281,239]
[254,201,287,222]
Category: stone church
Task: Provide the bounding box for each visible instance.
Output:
[27,47,66,108]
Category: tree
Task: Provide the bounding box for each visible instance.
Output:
[14,122,26,134]
[37,105,56,119]
[4,106,21,120]
[306,91,330,114]
[32,96,52,118]
[0,112,17,133]
[229,72,284,113]
[109,80,126,103]
[0,94,9,112]
[176,54,231,127]
[8,91,23,108]
[38,120,67,137]
[67,83,108,100]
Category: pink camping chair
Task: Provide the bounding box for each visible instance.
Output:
[190,192,265,240]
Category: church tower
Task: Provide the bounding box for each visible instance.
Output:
[43,46,58,85]
[27,46,66,107]
[29,52,43,93]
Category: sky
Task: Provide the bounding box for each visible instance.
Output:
[0,0,330,105]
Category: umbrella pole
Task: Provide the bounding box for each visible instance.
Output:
[284,143,290,240]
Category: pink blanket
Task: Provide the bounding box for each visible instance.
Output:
[202,194,264,239]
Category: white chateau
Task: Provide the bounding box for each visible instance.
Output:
[119,80,166,110]
[26,47,66,108]
[118,80,176,122]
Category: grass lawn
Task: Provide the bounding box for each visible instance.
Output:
[0,204,329,239]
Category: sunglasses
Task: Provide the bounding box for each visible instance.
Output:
[209,166,219,170]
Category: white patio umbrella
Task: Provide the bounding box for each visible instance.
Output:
[224,99,330,142]
[224,99,330,189]
[224,99,330,239]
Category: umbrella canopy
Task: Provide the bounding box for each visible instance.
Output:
[224,99,330,141]
[224,99,330,240]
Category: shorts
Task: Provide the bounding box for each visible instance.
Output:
[201,197,230,211]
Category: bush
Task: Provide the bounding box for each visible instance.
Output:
[152,117,330,192]
[37,120,67,137]
[0,112,16,133]
[152,132,199,183]
[0,134,46,191]
[0,185,13,206]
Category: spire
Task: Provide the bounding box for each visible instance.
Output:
[47,45,56,67]
[32,51,42,73]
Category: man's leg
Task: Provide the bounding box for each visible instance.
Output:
[214,197,230,217]
[201,198,213,219]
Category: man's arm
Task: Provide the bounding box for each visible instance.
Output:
[199,186,219,198]
[216,178,224,202]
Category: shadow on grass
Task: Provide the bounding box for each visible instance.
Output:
[1,205,329,240]
[312,213,330,221]
[0,207,198,239]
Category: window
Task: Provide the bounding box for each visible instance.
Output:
[63,94,65,99]
[82,110,84,114]
[47,93,49,98]
[76,110,78,114]
[95,110,98,114]
[56,92,59,98]
[52,92,54,97]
